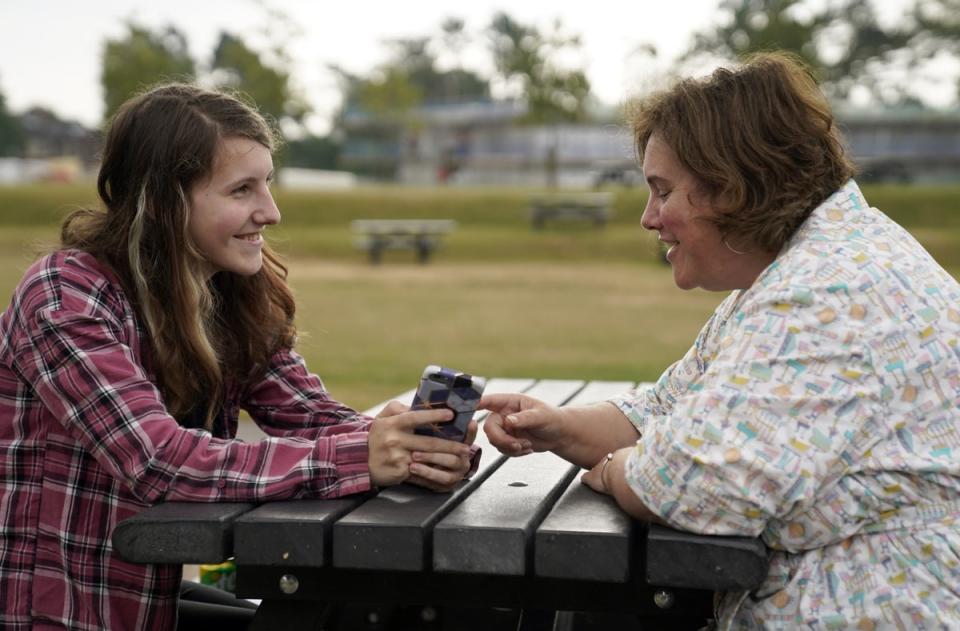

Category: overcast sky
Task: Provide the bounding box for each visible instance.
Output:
[0,0,938,136]
[0,0,736,134]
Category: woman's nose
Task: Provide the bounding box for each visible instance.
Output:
[256,191,281,225]
[640,199,659,231]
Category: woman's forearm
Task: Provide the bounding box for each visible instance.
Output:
[605,448,664,523]
[552,402,640,468]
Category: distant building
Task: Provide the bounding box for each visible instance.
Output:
[0,108,101,183]
[836,107,960,184]
[341,101,960,187]
[19,108,100,164]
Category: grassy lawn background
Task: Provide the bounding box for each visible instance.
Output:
[1,182,958,411]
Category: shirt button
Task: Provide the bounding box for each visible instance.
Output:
[218,479,227,488]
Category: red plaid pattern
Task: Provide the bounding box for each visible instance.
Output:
[0,250,372,630]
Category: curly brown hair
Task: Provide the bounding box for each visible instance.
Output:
[61,83,296,429]
[629,51,856,253]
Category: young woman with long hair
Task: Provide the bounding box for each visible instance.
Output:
[0,83,475,630]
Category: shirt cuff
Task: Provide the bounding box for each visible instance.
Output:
[327,431,372,497]
[608,395,648,433]
[465,444,482,479]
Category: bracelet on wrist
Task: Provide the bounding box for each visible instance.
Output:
[599,452,614,492]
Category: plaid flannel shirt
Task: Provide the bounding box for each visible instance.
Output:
[0,250,373,630]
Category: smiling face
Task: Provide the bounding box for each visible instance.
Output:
[640,134,774,291]
[188,136,279,278]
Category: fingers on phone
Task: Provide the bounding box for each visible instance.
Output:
[413,435,470,457]
[412,451,464,469]
[403,407,454,429]
[409,463,462,490]
[379,400,409,416]
[464,420,479,444]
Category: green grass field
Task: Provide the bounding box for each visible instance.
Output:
[1,182,958,410]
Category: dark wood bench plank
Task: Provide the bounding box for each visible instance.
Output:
[433,450,579,575]
[533,380,638,583]
[535,482,634,582]
[112,501,256,564]
[430,377,587,576]
[645,524,769,591]
[563,380,635,406]
[331,378,536,571]
[233,498,366,567]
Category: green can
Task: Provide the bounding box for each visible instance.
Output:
[198,559,237,594]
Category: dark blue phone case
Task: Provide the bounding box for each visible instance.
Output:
[411,365,486,442]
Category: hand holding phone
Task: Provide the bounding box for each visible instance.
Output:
[411,365,486,442]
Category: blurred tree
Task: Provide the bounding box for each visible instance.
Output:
[0,84,23,156]
[372,35,489,107]
[908,0,960,100]
[440,17,469,67]
[285,135,340,170]
[681,0,916,105]
[487,12,591,123]
[355,64,424,123]
[100,23,195,123]
[211,32,309,131]
[332,26,490,122]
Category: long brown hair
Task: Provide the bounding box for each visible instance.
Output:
[61,83,296,429]
[629,51,857,253]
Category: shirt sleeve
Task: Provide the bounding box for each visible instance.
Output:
[10,259,371,504]
[624,286,872,538]
[240,347,373,489]
[242,347,373,438]
[242,350,484,480]
[608,293,737,434]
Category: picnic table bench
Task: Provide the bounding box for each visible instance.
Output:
[113,378,769,630]
[529,193,614,229]
[351,219,457,264]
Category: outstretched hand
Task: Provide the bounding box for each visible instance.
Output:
[368,401,474,492]
[478,393,566,457]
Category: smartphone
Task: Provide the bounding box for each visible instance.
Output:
[411,365,486,442]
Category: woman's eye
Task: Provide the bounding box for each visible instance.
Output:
[232,185,249,195]
[659,190,671,200]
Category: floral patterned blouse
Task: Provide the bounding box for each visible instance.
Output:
[612,180,960,629]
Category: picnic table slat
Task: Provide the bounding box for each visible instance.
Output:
[528,380,638,582]
[332,427,503,571]
[432,378,587,576]
[645,524,769,591]
[112,501,256,564]
[535,479,634,583]
[517,378,585,404]
[233,498,366,567]
[331,377,535,571]
[433,450,579,575]
[563,380,636,405]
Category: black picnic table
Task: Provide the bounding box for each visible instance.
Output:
[351,219,457,264]
[113,378,769,630]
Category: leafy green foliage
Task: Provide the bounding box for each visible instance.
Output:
[284,135,340,170]
[679,0,960,107]
[211,32,308,129]
[909,0,960,100]
[100,23,196,123]
[488,12,591,123]
[0,86,22,156]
